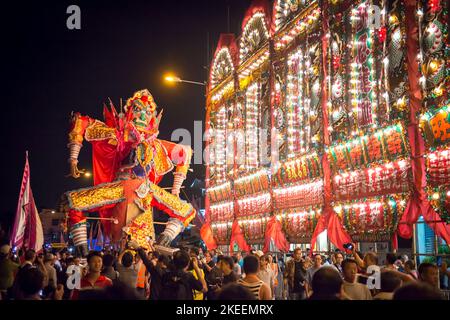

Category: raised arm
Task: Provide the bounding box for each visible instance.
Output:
[67,112,92,178]
[159,140,193,196]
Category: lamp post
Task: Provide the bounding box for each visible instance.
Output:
[164,75,206,86]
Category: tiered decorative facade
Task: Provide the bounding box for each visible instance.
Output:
[203,0,449,253]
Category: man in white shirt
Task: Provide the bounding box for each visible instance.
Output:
[342,258,372,300]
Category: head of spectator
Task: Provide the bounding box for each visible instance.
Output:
[342,259,358,283]
[293,248,302,262]
[259,254,270,270]
[121,251,134,268]
[385,253,397,268]
[87,251,103,274]
[158,254,170,269]
[404,260,416,273]
[363,252,378,268]
[189,247,199,257]
[102,254,114,269]
[309,266,343,300]
[24,249,36,264]
[217,283,256,300]
[218,256,234,275]
[236,251,242,260]
[379,271,402,295]
[0,244,10,259]
[18,267,45,300]
[74,257,81,266]
[44,253,55,266]
[66,256,75,267]
[267,254,273,264]
[334,252,344,266]
[418,262,439,288]
[313,254,323,268]
[242,255,260,276]
[393,282,443,300]
[173,250,191,272]
[204,251,213,264]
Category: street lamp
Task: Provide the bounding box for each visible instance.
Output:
[164,74,205,86]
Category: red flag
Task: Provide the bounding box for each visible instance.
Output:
[263,216,289,253]
[10,152,44,252]
[200,222,217,250]
[229,220,251,253]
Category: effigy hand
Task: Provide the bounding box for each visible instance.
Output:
[66,159,86,178]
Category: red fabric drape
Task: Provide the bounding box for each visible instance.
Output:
[200,222,218,250]
[263,216,290,252]
[310,0,352,252]
[392,232,399,251]
[398,0,450,245]
[229,220,251,253]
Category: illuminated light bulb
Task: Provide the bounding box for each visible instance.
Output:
[446,191,450,198]
[429,60,439,72]
[432,192,440,200]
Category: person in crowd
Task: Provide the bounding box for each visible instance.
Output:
[71,251,113,300]
[309,266,344,300]
[418,262,439,289]
[439,261,450,290]
[333,252,344,276]
[135,253,148,299]
[217,283,256,300]
[160,249,207,300]
[11,248,39,299]
[257,254,275,298]
[350,244,378,272]
[404,260,419,280]
[203,252,223,300]
[393,282,443,300]
[116,250,139,289]
[341,258,372,300]
[267,255,279,292]
[232,255,241,277]
[101,254,119,282]
[283,248,307,300]
[187,249,207,300]
[210,249,218,264]
[0,244,19,299]
[17,267,64,300]
[201,251,216,276]
[135,243,171,300]
[236,252,244,270]
[384,253,398,270]
[304,254,313,267]
[305,254,323,297]
[218,255,238,285]
[373,271,402,300]
[43,253,58,291]
[237,255,271,300]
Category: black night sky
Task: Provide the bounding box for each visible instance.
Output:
[0,0,252,231]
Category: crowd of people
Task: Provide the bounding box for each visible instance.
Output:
[0,241,449,301]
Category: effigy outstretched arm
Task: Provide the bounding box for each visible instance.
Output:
[159,140,193,196]
[67,112,92,178]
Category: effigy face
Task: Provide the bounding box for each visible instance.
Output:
[125,89,160,136]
